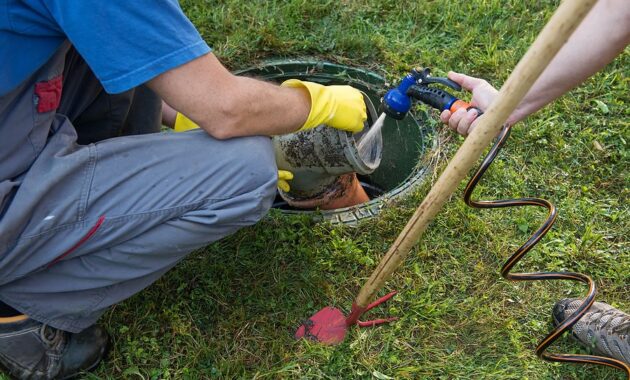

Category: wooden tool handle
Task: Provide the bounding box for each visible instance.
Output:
[355,0,597,307]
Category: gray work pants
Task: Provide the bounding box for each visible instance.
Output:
[0,42,277,333]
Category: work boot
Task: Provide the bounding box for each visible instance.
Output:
[553,298,630,365]
[0,315,109,379]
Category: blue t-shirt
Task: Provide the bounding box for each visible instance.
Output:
[0,0,211,95]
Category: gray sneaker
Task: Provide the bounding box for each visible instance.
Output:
[0,316,109,379]
[553,298,629,365]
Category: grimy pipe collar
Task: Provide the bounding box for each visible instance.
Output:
[273,93,381,208]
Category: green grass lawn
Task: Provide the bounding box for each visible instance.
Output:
[81,1,628,379]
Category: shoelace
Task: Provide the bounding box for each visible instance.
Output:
[39,324,63,347]
[610,317,630,337]
[587,309,630,333]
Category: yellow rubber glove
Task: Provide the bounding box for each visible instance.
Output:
[173,112,294,191]
[281,79,366,133]
[277,170,294,192]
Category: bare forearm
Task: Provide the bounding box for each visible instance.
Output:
[148,53,309,139]
[509,0,630,125]
[217,75,311,137]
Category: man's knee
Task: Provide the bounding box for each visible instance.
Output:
[234,135,277,199]
[204,134,277,209]
[185,135,277,228]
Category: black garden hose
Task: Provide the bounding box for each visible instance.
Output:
[464,125,630,376]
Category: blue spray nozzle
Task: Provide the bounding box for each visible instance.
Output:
[381,67,463,120]
[381,69,424,120]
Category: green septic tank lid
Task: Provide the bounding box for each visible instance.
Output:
[236,60,438,225]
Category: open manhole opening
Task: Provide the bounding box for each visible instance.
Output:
[236,60,438,225]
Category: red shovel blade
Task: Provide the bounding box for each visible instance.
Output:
[295,306,347,345]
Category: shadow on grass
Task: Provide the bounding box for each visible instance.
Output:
[98,211,357,377]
